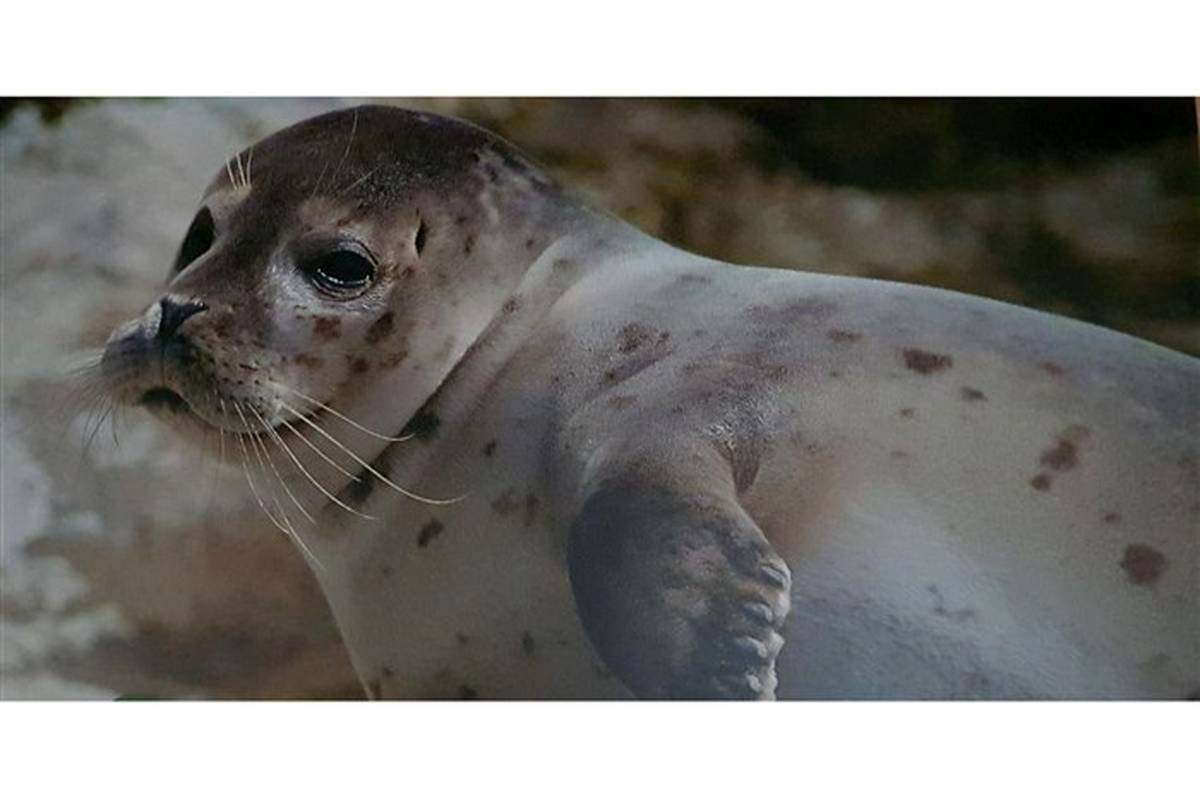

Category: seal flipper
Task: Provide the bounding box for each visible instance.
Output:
[567,480,791,699]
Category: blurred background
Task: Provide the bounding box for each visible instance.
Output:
[1,98,1197,699]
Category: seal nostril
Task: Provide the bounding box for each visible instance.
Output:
[157,297,208,341]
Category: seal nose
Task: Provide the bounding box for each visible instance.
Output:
[156,297,207,341]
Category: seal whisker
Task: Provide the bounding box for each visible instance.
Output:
[245,146,253,187]
[277,399,464,506]
[58,379,110,430]
[275,416,361,483]
[308,161,329,200]
[225,157,237,189]
[63,348,106,376]
[109,404,126,448]
[270,380,414,442]
[334,164,380,198]
[233,401,325,571]
[80,398,117,461]
[231,409,286,530]
[327,107,359,190]
[215,393,228,468]
[265,417,375,519]
[237,434,321,572]
[258,463,324,573]
[247,404,316,524]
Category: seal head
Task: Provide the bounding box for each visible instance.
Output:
[101,105,577,458]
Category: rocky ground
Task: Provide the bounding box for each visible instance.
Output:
[1,98,1195,699]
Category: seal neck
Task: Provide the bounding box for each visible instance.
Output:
[317,204,657,506]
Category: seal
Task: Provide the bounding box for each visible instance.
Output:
[99,105,1200,699]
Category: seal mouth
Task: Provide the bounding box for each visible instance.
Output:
[136,383,326,440]
[138,386,190,414]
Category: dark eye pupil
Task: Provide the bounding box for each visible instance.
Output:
[175,207,214,272]
[304,250,375,293]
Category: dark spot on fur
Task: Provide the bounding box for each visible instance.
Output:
[212,316,234,338]
[552,257,575,269]
[828,329,862,343]
[525,238,535,249]
[928,585,977,622]
[902,348,953,374]
[414,219,428,255]
[1039,426,1089,472]
[482,440,498,457]
[890,450,910,460]
[502,297,520,314]
[1039,361,1065,376]
[524,493,540,527]
[744,297,836,323]
[678,273,712,284]
[365,311,395,344]
[401,266,416,279]
[521,631,535,656]
[382,348,408,368]
[313,316,340,340]
[381,565,393,577]
[763,364,788,380]
[603,369,618,383]
[1042,444,1077,471]
[1103,511,1122,524]
[608,394,637,410]
[1030,473,1052,491]
[381,665,394,679]
[961,386,987,402]
[349,357,369,374]
[463,235,475,255]
[455,633,471,645]
[400,409,440,441]
[898,407,915,418]
[492,489,518,516]
[340,445,398,509]
[1120,544,1167,586]
[617,323,652,354]
[294,353,323,370]
[458,685,479,700]
[417,518,444,548]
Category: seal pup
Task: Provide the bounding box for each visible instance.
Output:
[99,105,1199,699]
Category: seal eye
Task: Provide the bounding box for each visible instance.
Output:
[301,249,376,296]
[174,207,215,273]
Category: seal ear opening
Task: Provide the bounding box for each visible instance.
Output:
[414,217,429,256]
[174,206,215,273]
